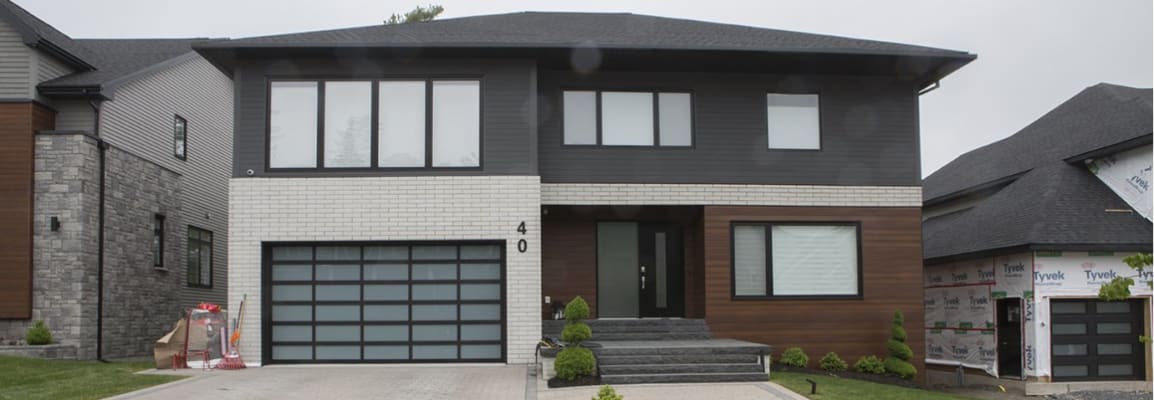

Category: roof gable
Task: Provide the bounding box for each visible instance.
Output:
[0,0,96,70]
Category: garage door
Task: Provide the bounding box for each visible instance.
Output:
[264,242,505,363]
[1050,299,1145,381]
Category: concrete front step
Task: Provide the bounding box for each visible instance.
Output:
[600,372,769,385]
[598,353,762,365]
[591,340,771,357]
[600,363,765,375]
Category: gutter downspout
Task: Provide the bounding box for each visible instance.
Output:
[88,98,107,362]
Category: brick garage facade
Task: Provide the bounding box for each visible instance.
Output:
[228,176,542,365]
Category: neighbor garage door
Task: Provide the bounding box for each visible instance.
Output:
[265,242,505,363]
[1050,299,1145,381]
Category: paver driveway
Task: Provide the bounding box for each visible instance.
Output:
[109,365,530,400]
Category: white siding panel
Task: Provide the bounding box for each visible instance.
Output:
[98,55,233,306]
[0,19,33,99]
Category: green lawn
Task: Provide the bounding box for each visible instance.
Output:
[772,371,975,400]
[0,356,185,400]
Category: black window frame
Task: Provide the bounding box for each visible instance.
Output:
[153,214,165,269]
[187,226,214,288]
[264,77,484,172]
[729,221,863,300]
[560,89,696,148]
[173,115,187,160]
[765,92,823,152]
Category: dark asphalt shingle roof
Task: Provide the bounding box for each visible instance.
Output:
[922,83,1153,261]
[40,38,209,88]
[924,83,1153,202]
[195,11,971,59]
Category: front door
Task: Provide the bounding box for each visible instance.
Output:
[596,222,684,318]
[996,298,1023,378]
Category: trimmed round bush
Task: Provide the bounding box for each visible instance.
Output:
[593,385,623,400]
[25,320,52,345]
[884,357,918,379]
[819,352,848,372]
[561,321,592,344]
[853,355,886,374]
[565,296,590,322]
[555,346,596,380]
[779,347,809,368]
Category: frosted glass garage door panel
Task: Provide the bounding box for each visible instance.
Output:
[272,345,312,360]
[461,324,501,341]
[364,305,408,321]
[461,263,500,280]
[461,345,501,359]
[365,326,408,341]
[365,346,408,360]
[316,326,360,342]
[316,346,360,360]
[413,345,457,359]
[363,285,407,301]
[272,326,312,342]
[413,325,457,341]
[272,265,312,281]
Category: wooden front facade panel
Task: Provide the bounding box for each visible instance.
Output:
[703,206,925,376]
[0,102,53,318]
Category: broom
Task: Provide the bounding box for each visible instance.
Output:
[217,294,247,369]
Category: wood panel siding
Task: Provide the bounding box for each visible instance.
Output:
[703,206,925,378]
[0,102,54,318]
[541,206,703,319]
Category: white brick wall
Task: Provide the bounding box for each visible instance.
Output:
[229,176,541,365]
[541,183,922,207]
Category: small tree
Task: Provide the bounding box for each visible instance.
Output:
[25,320,53,345]
[885,310,917,379]
[1099,252,1152,343]
[384,5,444,25]
[555,296,596,380]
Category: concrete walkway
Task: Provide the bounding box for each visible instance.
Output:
[110,365,806,400]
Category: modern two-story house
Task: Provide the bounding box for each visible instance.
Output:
[195,12,973,374]
[0,0,232,359]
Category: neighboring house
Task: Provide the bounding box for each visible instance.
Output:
[0,0,232,359]
[194,11,973,373]
[922,83,1152,384]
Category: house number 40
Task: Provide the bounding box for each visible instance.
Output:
[516,221,528,253]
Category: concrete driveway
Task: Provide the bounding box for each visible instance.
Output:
[110,365,531,400]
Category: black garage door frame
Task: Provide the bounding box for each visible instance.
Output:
[1050,298,1146,381]
[261,240,507,365]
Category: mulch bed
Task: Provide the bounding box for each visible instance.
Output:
[771,364,923,389]
[547,375,602,388]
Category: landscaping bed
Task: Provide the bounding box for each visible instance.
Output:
[547,375,602,388]
[0,356,184,400]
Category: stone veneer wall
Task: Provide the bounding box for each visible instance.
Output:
[0,133,185,359]
[229,176,542,365]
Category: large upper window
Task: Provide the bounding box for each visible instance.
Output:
[732,222,860,298]
[187,227,213,288]
[766,93,820,150]
[268,79,481,169]
[563,90,692,147]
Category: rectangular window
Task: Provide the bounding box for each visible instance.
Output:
[268,79,481,170]
[269,81,319,168]
[187,227,213,288]
[562,90,692,147]
[323,81,372,167]
[153,214,165,268]
[172,115,187,160]
[731,222,860,298]
[767,93,820,150]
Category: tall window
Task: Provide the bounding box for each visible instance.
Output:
[766,93,821,150]
[732,222,860,298]
[173,116,187,160]
[153,214,165,268]
[268,79,481,169]
[563,90,692,147]
[187,227,213,288]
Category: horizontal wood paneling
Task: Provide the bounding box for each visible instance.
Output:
[0,102,53,318]
[541,206,703,319]
[703,206,925,379]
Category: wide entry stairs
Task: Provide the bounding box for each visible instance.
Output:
[543,319,771,384]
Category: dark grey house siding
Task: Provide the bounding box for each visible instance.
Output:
[232,57,537,177]
[537,70,922,186]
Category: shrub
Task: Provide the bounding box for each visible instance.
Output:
[555,346,596,380]
[819,352,848,372]
[565,296,590,322]
[884,357,917,379]
[25,320,52,345]
[562,322,592,344]
[779,347,809,368]
[592,385,624,400]
[853,355,886,374]
[885,310,917,380]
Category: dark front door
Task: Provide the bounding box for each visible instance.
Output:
[638,224,684,317]
[996,298,1023,378]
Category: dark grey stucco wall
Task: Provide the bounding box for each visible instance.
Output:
[537,70,922,186]
[232,57,537,177]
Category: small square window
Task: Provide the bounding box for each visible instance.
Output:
[173,116,187,160]
[767,93,820,150]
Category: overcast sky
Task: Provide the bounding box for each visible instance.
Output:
[17,0,1152,177]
